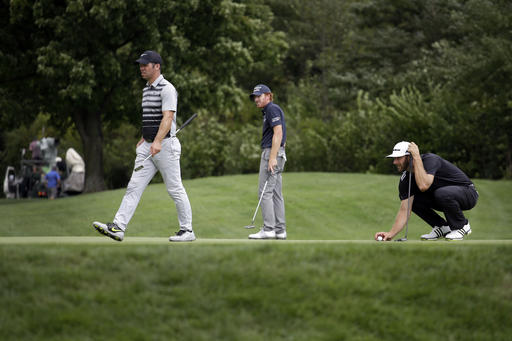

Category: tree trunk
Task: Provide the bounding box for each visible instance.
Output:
[73,110,106,192]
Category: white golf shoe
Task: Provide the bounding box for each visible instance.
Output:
[420,225,450,240]
[93,221,124,242]
[169,230,196,242]
[275,230,287,240]
[249,229,276,239]
[445,223,472,241]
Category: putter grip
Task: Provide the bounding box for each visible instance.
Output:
[176,113,198,133]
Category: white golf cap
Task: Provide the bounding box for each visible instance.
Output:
[386,141,410,158]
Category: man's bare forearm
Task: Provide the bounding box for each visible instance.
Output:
[154,110,174,142]
[270,130,282,160]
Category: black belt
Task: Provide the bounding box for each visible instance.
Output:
[144,135,170,143]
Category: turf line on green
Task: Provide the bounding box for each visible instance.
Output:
[0,236,510,245]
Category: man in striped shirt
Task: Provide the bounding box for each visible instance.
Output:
[93,50,194,242]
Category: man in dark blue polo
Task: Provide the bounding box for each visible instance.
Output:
[248,84,287,239]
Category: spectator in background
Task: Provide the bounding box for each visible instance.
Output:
[45,166,61,200]
[56,156,67,179]
[30,166,43,198]
[29,138,42,161]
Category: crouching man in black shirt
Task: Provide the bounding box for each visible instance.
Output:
[375,141,478,241]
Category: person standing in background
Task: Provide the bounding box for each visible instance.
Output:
[248,84,287,240]
[45,166,61,200]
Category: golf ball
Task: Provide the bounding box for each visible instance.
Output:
[377,236,383,241]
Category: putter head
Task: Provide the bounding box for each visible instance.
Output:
[134,155,152,172]
[395,238,408,242]
[244,224,255,229]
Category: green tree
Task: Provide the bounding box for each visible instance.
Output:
[402,0,512,178]
[0,0,43,168]
[269,0,512,178]
[1,0,287,192]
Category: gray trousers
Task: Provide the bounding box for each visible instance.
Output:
[114,137,192,231]
[259,148,286,232]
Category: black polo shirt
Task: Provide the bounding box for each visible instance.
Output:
[399,153,473,200]
[261,102,286,148]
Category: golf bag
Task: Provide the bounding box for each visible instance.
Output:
[62,148,85,193]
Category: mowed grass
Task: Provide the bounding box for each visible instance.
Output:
[1,172,511,240]
[1,173,511,340]
[1,243,511,341]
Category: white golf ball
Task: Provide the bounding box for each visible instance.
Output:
[377,236,383,241]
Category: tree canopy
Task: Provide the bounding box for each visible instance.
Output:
[1,0,511,193]
[1,0,287,191]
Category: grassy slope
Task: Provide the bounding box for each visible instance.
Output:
[1,173,511,340]
[1,172,511,240]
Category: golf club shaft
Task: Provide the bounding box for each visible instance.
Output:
[396,158,413,242]
[136,113,198,172]
[251,180,268,223]
[175,113,198,134]
[404,158,413,239]
[133,154,152,172]
[250,170,278,222]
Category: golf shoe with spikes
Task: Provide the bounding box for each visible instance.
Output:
[421,225,450,240]
[249,229,276,239]
[445,223,472,241]
[92,221,124,242]
[275,230,287,240]
[169,229,196,242]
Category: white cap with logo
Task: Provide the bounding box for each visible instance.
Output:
[386,141,411,158]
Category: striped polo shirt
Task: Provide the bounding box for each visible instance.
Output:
[142,74,177,141]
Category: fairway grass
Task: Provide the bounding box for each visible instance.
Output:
[1,173,511,340]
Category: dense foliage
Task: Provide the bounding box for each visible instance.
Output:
[1,0,511,191]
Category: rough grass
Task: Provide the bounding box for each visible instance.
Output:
[0,243,511,341]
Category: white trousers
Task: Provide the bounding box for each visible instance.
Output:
[113,137,192,231]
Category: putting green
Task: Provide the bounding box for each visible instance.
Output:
[1,236,510,245]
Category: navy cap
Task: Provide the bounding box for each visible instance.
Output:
[135,50,163,65]
[249,84,271,99]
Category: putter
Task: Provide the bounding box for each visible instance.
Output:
[175,112,198,134]
[133,113,198,172]
[244,169,282,229]
[396,158,413,242]
[134,154,152,172]
[244,178,269,229]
